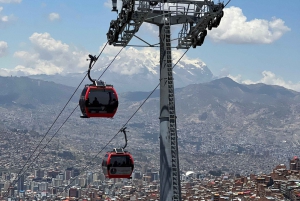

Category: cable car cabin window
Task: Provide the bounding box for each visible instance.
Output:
[110,155,132,167]
[79,87,88,115]
[102,154,109,167]
[86,88,118,114]
[81,87,88,98]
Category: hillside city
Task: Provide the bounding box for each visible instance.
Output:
[1,138,300,201]
[0,0,297,199]
[1,77,300,201]
[1,123,300,201]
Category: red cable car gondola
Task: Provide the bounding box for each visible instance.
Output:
[79,83,118,118]
[79,55,118,118]
[102,148,134,179]
[102,128,134,179]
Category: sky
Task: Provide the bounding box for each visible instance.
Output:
[0,0,300,91]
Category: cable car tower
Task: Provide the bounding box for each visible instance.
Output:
[107,0,225,200]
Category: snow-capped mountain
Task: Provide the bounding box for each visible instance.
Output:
[28,48,213,92]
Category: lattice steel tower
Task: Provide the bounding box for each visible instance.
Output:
[107,1,225,200]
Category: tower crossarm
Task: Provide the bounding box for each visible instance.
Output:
[177,1,224,49]
[107,1,224,49]
[107,0,152,47]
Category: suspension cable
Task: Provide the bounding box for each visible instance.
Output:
[5,0,231,195]
[7,43,123,197]
[57,47,190,198]
[224,0,231,7]
[98,47,124,81]
[55,0,232,196]
[4,42,109,196]
[5,75,88,196]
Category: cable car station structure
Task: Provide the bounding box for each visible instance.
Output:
[107,0,225,200]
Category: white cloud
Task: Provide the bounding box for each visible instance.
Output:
[1,32,204,76]
[0,0,22,3]
[0,32,88,76]
[1,15,7,21]
[29,32,68,55]
[0,6,9,24]
[208,6,291,44]
[48,12,60,21]
[0,40,8,57]
[138,5,290,44]
[228,71,300,92]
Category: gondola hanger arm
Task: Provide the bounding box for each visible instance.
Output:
[120,127,129,150]
[87,54,98,84]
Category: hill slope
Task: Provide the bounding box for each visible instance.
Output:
[1,76,300,174]
[0,76,78,108]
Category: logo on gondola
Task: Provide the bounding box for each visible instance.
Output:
[110,168,117,174]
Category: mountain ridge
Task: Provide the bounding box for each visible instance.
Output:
[1,75,300,174]
[1,75,299,106]
[27,56,214,92]
[0,77,300,172]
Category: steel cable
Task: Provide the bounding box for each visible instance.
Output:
[57,47,190,198]
[4,42,110,196]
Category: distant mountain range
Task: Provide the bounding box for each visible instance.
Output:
[1,75,300,150]
[1,75,300,173]
[27,56,213,92]
[0,76,77,108]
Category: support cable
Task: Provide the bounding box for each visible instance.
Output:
[15,105,79,187]
[57,47,190,198]
[4,42,109,196]
[6,0,231,196]
[5,76,87,196]
[75,0,231,198]
[6,42,123,197]
[97,47,124,81]
[224,0,231,7]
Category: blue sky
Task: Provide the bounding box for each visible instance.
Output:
[0,0,299,90]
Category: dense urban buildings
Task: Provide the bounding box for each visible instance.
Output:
[1,157,300,200]
[2,77,300,200]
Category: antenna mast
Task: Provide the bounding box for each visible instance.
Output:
[107,1,225,200]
